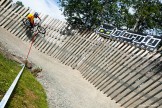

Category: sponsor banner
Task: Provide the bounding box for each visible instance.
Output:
[96,24,161,51]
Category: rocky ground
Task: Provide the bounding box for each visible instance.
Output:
[0,28,122,108]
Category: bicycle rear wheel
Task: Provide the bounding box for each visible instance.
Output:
[37,26,46,34]
[22,18,30,27]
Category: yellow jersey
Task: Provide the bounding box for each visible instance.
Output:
[27,13,34,24]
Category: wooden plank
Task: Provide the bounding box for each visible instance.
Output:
[0,0,7,6]
[48,33,71,56]
[9,7,30,33]
[65,32,98,66]
[81,39,115,74]
[94,46,137,89]
[89,43,129,83]
[78,37,109,72]
[124,75,161,108]
[102,50,145,92]
[0,0,10,12]
[59,35,86,63]
[0,4,18,24]
[10,8,31,35]
[45,21,67,54]
[0,1,13,25]
[86,42,127,82]
[132,73,162,107]
[41,21,66,55]
[82,39,116,77]
[60,31,92,64]
[118,57,162,106]
[133,83,162,108]
[122,56,162,107]
[105,51,152,97]
[102,50,149,95]
[96,48,140,90]
[82,40,120,77]
[48,24,77,57]
[38,19,61,52]
[81,40,119,74]
[5,7,26,31]
[1,2,12,14]
[0,5,18,28]
[45,27,67,55]
[46,18,57,29]
[78,36,110,70]
[44,23,71,56]
[90,44,132,86]
[147,94,162,108]
[58,33,84,61]
[58,30,88,61]
[92,45,134,86]
[43,32,62,54]
[76,38,110,70]
[64,32,97,65]
[35,17,54,49]
[110,58,158,101]
[120,74,161,107]
[154,97,162,107]
[7,7,28,37]
[41,36,58,53]
[70,34,101,69]
[139,89,162,108]
[80,37,105,72]
[51,28,80,57]
[4,8,25,31]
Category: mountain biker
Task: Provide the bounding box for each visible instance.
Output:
[27,12,41,28]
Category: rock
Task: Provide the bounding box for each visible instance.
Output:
[31,66,42,77]
[31,66,42,73]
[23,59,32,69]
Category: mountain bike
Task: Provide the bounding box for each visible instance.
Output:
[22,18,46,34]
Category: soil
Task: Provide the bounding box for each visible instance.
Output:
[0,28,122,108]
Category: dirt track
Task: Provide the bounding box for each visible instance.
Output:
[0,28,121,108]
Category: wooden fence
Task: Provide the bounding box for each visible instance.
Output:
[0,0,162,107]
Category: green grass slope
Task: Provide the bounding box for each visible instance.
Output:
[0,53,48,108]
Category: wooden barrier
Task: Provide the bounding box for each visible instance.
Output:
[0,0,162,107]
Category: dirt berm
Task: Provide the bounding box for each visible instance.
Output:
[0,28,122,108]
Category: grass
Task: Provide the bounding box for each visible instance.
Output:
[0,53,48,108]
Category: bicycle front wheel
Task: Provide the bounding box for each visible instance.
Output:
[37,26,46,34]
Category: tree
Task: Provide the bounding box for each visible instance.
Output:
[59,0,162,33]
[59,0,105,29]
[118,0,162,32]
[16,1,24,7]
